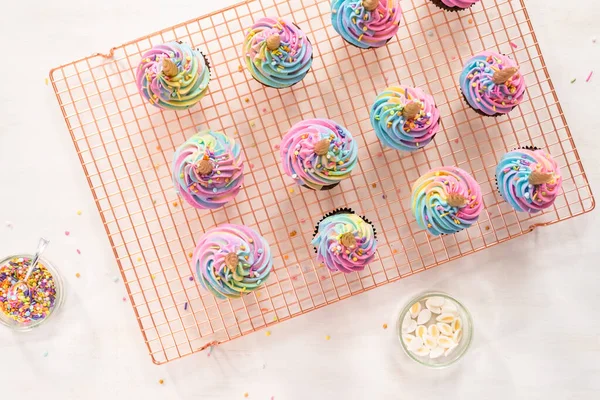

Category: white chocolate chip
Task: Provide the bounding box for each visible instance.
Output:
[402,318,417,334]
[453,329,463,343]
[429,347,445,359]
[445,343,458,357]
[452,318,462,332]
[436,313,456,324]
[415,325,427,340]
[409,302,422,318]
[402,334,416,345]
[408,336,424,352]
[428,324,440,338]
[436,322,453,336]
[417,309,432,325]
[413,346,431,357]
[437,336,456,349]
[426,296,445,308]
[423,334,438,349]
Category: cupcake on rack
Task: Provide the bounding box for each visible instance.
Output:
[312,208,377,274]
[172,130,244,210]
[459,51,526,117]
[193,224,273,299]
[430,0,481,12]
[370,85,441,152]
[280,119,359,191]
[136,41,211,110]
[411,166,483,236]
[496,147,562,213]
[331,0,402,49]
[243,17,313,88]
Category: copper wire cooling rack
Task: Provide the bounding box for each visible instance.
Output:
[50,0,594,364]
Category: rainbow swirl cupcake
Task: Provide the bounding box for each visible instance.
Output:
[312,209,377,274]
[430,0,480,11]
[370,86,441,152]
[173,130,244,210]
[496,147,562,213]
[243,17,313,88]
[459,51,526,117]
[411,167,483,236]
[280,119,359,191]
[136,41,211,110]
[193,224,273,299]
[331,0,402,49]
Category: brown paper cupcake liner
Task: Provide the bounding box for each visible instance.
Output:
[429,0,474,12]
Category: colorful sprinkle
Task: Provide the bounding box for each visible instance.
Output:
[64,231,70,236]
[76,249,81,255]
[43,351,48,357]
[571,78,577,84]
[44,78,49,86]
[586,71,594,83]
[244,393,249,398]
[172,201,178,207]
[76,210,82,215]
[189,276,194,281]
[184,302,188,310]
[289,230,297,238]
[383,323,388,329]
[159,379,164,385]
[76,273,81,278]
[112,276,119,283]
[265,330,271,336]
[122,297,127,302]
[509,42,518,49]
[0,257,58,325]
[325,335,331,340]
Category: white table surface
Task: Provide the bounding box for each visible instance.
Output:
[1,0,598,398]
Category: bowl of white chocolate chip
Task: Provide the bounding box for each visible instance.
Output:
[398,292,473,368]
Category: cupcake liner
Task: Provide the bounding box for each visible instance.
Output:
[461,90,504,118]
[312,208,378,253]
[301,182,340,191]
[429,0,473,12]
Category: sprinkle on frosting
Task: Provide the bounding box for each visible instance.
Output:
[243,17,313,88]
[280,119,359,190]
[172,130,244,210]
[371,86,440,151]
[312,212,377,274]
[331,0,402,49]
[411,167,483,236]
[496,148,562,213]
[431,0,481,11]
[136,41,211,110]
[193,224,273,299]
[459,51,526,116]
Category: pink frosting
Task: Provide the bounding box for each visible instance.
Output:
[439,0,480,8]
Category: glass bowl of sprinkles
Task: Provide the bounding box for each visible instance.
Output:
[397,292,473,368]
[0,254,63,331]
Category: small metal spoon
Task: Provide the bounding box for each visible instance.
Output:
[7,238,50,301]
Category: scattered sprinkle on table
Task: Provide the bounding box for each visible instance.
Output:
[383,323,388,329]
[244,393,249,398]
[325,335,331,340]
[245,98,250,103]
[382,194,387,199]
[122,297,127,302]
[77,210,82,215]
[467,18,473,24]
[159,379,164,385]
[274,144,280,150]
[188,252,193,258]
[509,41,518,49]
[112,276,119,283]
[371,183,377,188]
[283,255,289,260]
[266,331,271,336]
[262,108,267,113]
[75,273,81,278]
[586,71,594,83]
[0,257,58,325]
[5,221,13,229]
[172,201,178,207]
[45,78,49,85]
[184,302,188,311]
[289,230,297,238]
[288,188,294,194]
[137,257,142,262]
[571,78,577,84]
[593,37,597,44]
[151,274,156,280]
[76,249,81,255]
[64,231,70,236]
[189,276,194,281]
[43,351,48,357]
[427,30,433,37]
[250,121,256,127]
[485,226,490,231]
[238,65,243,72]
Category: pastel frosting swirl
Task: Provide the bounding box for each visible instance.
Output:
[280,119,359,190]
[370,86,441,151]
[136,41,210,110]
[496,148,562,213]
[460,51,526,116]
[331,0,402,49]
[173,130,244,210]
[434,0,480,10]
[312,213,377,274]
[411,167,483,236]
[193,224,273,299]
[243,17,313,88]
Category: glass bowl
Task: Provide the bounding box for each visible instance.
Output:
[397,291,473,368]
[0,254,64,332]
